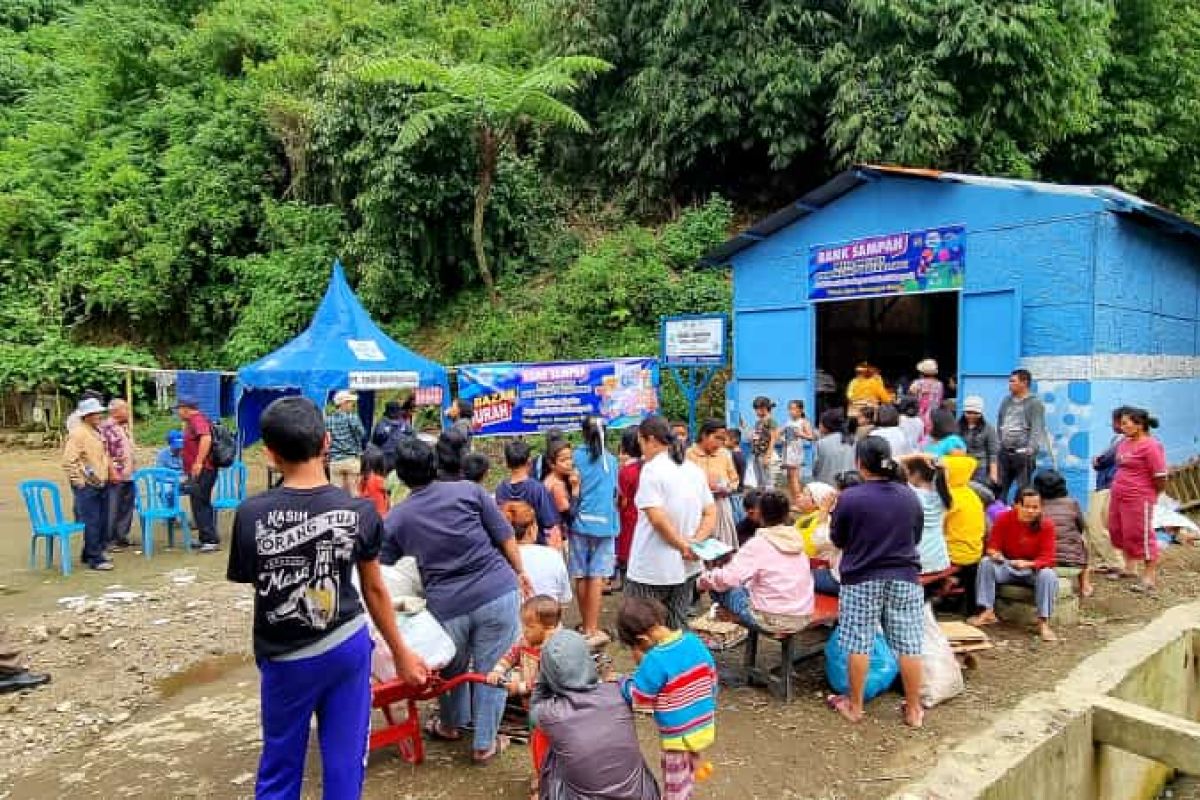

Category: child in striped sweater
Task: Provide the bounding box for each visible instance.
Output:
[617,597,718,800]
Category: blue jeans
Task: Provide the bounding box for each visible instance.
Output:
[439,591,521,751]
[976,559,1058,620]
[256,625,373,800]
[709,586,761,631]
[73,485,108,567]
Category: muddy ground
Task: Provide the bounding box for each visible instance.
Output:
[2,448,1198,800]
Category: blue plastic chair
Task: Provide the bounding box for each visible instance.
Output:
[133,468,192,557]
[19,480,85,576]
[213,461,248,526]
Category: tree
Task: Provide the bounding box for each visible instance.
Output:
[356,53,610,302]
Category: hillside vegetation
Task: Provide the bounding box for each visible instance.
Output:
[2,0,1198,409]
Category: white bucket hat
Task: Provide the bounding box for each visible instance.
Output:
[963,395,985,414]
[76,397,105,417]
[333,390,358,406]
[916,358,938,376]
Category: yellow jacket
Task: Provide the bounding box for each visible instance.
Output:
[846,376,893,406]
[943,455,984,565]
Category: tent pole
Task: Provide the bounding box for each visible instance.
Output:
[126,368,134,437]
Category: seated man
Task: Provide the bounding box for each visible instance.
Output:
[969,487,1060,642]
[1,627,50,694]
[155,430,187,505]
[698,490,814,635]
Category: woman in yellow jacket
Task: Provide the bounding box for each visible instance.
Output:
[942,454,986,613]
[846,363,893,411]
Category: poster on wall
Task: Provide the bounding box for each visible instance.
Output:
[808,225,965,301]
[457,358,660,437]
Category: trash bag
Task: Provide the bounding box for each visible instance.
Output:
[825,628,899,701]
[918,603,964,708]
[371,598,456,679]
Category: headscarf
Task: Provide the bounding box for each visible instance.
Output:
[538,630,598,696]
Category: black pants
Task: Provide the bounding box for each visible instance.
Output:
[189,468,218,544]
[997,449,1035,504]
[954,562,980,616]
[625,577,697,630]
[105,481,135,545]
[74,485,109,567]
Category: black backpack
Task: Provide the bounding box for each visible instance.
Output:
[210,421,237,468]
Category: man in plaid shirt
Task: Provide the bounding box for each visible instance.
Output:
[327,390,366,495]
[99,399,136,551]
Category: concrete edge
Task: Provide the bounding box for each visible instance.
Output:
[890,601,1200,800]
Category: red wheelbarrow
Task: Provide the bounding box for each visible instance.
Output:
[369,672,486,765]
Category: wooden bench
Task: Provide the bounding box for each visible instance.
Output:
[743,593,839,702]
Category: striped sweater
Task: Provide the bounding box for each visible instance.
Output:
[621,630,717,752]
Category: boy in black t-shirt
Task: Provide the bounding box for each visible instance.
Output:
[228,396,428,799]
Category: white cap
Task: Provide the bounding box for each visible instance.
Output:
[333,390,358,406]
[964,395,985,414]
[916,358,938,376]
[77,397,105,417]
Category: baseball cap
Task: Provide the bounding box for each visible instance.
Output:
[963,395,985,414]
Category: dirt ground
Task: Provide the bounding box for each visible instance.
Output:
[2,447,1199,800]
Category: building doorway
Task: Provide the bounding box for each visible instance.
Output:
[814,292,959,413]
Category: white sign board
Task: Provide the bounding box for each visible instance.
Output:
[662,315,726,366]
[348,371,420,391]
[346,339,386,362]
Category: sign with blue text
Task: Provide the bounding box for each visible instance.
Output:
[661,314,728,366]
[808,225,966,301]
[457,359,660,437]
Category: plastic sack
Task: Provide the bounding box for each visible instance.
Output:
[919,603,964,708]
[824,628,899,701]
[380,558,424,600]
[371,598,456,680]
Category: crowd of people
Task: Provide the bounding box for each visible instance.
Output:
[34,364,1175,798]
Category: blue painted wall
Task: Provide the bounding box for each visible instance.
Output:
[728,175,1200,487]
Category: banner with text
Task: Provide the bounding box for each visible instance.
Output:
[458,359,660,437]
[808,225,965,301]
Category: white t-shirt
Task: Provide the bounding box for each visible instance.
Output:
[871,426,913,458]
[628,452,714,586]
[519,543,572,603]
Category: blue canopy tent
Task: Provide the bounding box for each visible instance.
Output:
[236,261,450,446]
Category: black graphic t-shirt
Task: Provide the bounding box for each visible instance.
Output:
[227,485,382,659]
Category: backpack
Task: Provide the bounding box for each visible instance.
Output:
[209,421,237,469]
[372,418,412,457]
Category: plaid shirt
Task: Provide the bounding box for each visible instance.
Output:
[326,410,365,461]
[99,418,134,482]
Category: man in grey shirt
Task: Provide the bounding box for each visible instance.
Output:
[994,369,1048,502]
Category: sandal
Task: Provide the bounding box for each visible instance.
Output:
[1129,582,1158,595]
[472,734,511,765]
[825,694,863,723]
[424,717,462,742]
[1107,571,1137,581]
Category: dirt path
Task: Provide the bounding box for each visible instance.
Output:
[3,447,1199,799]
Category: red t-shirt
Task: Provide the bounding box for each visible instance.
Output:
[1112,436,1167,500]
[361,473,389,517]
[182,412,213,473]
[616,459,642,563]
[986,508,1057,570]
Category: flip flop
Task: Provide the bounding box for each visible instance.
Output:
[1107,571,1137,581]
[424,717,462,742]
[966,614,999,627]
[825,694,863,723]
[1129,582,1158,595]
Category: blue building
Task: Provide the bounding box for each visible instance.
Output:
[704,166,1200,502]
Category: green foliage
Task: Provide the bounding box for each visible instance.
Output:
[0,338,155,397]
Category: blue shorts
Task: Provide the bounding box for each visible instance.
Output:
[567,532,615,579]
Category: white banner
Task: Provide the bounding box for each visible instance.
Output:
[348,371,420,390]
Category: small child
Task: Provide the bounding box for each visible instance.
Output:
[486,595,563,800]
[749,396,778,490]
[781,399,814,508]
[735,488,762,546]
[463,451,491,484]
[617,597,718,800]
[358,444,390,516]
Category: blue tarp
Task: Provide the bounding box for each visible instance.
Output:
[236,260,450,446]
[176,370,223,421]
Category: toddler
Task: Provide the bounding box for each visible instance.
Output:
[617,597,718,800]
[487,595,563,799]
[358,445,390,516]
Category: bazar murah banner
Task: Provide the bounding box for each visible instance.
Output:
[458,359,660,436]
[808,225,965,301]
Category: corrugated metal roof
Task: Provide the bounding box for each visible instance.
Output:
[700,165,1200,266]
